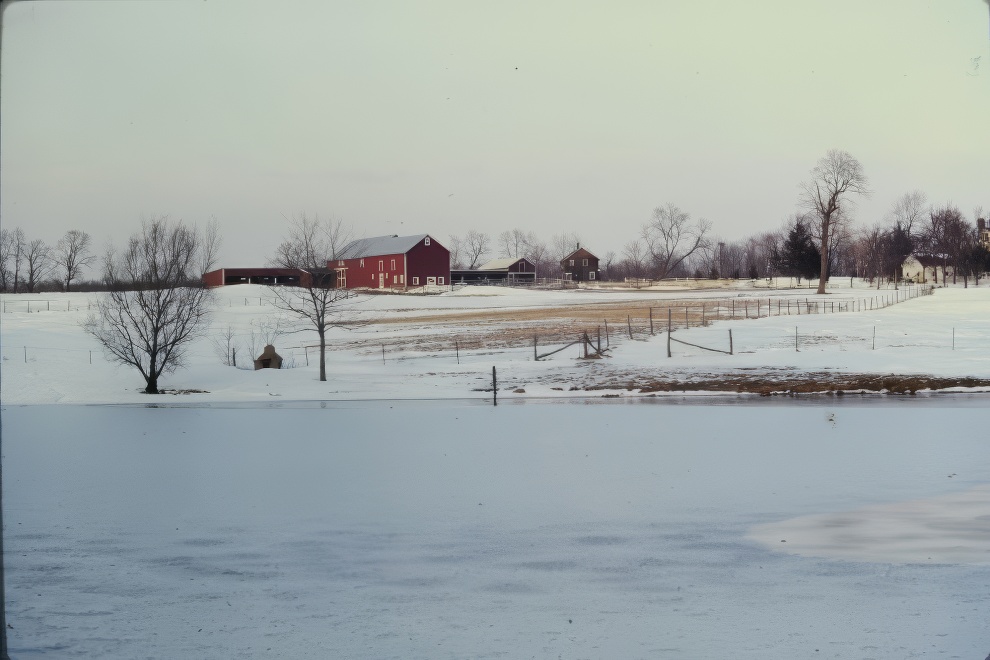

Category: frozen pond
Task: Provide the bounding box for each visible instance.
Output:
[2,398,989,658]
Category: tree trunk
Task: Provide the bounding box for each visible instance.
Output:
[318,330,327,382]
[817,218,829,295]
[145,375,159,394]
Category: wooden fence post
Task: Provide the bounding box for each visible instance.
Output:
[649,308,654,335]
[627,316,633,339]
[492,366,497,406]
[667,307,671,357]
[597,327,601,353]
[729,329,733,355]
[533,336,538,361]
[604,320,609,347]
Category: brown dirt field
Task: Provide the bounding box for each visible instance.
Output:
[343,296,844,353]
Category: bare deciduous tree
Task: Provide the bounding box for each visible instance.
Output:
[24,238,54,293]
[523,236,551,278]
[83,217,214,394]
[0,228,18,291]
[54,229,96,291]
[800,149,870,294]
[463,230,491,269]
[621,239,648,279]
[447,234,465,270]
[3,228,26,292]
[497,228,530,259]
[210,325,240,366]
[886,191,928,240]
[269,213,359,382]
[199,216,223,276]
[639,203,711,279]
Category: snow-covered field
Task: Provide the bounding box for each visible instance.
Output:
[2,282,989,658]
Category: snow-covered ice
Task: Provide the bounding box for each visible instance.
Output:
[1,282,989,658]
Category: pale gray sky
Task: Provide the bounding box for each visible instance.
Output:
[2,0,988,269]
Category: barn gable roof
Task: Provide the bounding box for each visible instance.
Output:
[339,234,431,259]
[561,247,599,262]
[478,257,534,271]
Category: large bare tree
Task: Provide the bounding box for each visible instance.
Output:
[24,239,54,293]
[462,230,491,269]
[83,217,214,394]
[886,191,928,240]
[640,203,711,279]
[54,229,96,291]
[800,149,870,294]
[269,213,358,382]
[0,228,19,291]
[2,227,26,292]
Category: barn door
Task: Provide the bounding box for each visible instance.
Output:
[378,273,385,288]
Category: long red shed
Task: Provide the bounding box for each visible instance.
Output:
[332,234,450,290]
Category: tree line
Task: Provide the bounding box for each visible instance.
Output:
[446,150,989,289]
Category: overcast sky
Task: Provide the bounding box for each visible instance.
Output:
[2,0,988,270]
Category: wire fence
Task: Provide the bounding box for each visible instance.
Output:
[2,284,947,367]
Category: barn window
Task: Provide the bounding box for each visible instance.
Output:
[569,259,574,266]
[425,237,431,246]
[391,259,396,270]
[360,259,365,268]
[582,259,588,266]
[589,271,596,280]
[338,260,344,267]
[412,276,419,285]
[439,277,445,285]
[379,260,384,271]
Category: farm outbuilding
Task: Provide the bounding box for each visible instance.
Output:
[452,258,536,284]
[202,267,334,289]
[253,345,283,370]
[332,234,450,290]
[561,247,600,282]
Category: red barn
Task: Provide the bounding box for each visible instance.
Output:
[332,234,450,290]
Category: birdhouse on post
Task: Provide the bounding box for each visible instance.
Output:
[254,345,283,370]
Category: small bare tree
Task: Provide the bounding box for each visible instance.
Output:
[800,149,870,294]
[210,325,240,366]
[54,229,96,291]
[640,203,711,279]
[269,213,359,382]
[199,216,222,276]
[243,316,288,363]
[83,217,214,394]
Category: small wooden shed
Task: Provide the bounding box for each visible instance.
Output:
[254,345,283,370]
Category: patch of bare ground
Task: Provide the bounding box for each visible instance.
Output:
[580,372,990,396]
[342,296,803,354]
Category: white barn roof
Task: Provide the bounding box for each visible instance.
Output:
[339,234,431,259]
[477,258,534,271]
